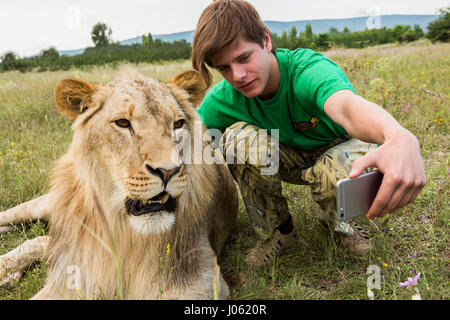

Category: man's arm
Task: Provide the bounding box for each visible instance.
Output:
[323,89,426,219]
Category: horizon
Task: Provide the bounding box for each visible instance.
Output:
[1,0,447,57]
[58,13,441,56]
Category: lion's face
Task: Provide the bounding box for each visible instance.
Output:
[95,77,188,235]
[54,69,206,235]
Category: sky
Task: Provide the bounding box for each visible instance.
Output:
[1,0,448,57]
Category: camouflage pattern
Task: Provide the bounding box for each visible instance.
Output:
[221,121,377,240]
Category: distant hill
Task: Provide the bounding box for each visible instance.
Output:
[264,14,438,35]
[59,14,438,56]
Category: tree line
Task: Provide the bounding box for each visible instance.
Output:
[271,24,426,51]
[0,22,191,73]
[1,8,448,73]
[271,8,449,51]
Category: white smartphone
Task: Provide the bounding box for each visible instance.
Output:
[336,170,383,221]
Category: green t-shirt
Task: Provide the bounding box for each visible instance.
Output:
[196,48,355,150]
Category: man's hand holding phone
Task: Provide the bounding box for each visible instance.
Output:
[337,171,383,221]
[348,132,426,220]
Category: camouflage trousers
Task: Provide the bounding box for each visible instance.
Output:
[220,121,377,240]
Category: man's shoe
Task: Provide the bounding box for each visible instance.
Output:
[334,221,371,256]
[245,228,298,268]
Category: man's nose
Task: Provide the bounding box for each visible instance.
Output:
[231,65,246,82]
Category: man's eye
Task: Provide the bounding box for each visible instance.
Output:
[218,66,229,73]
[174,119,185,129]
[239,55,249,63]
[115,119,131,128]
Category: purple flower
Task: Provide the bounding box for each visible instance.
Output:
[400,104,411,112]
[421,215,427,222]
[292,197,297,200]
[408,252,417,259]
[399,272,421,287]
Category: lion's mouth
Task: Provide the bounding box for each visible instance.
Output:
[125,192,177,216]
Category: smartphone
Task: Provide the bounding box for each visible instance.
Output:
[336,170,383,221]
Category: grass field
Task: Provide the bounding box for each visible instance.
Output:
[0,40,448,300]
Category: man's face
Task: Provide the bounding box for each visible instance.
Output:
[210,33,278,99]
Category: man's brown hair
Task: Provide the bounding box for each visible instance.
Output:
[192,0,276,88]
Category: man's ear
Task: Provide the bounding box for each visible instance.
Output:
[54,78,98,121]
[263,27,273,51]
[168,70,208,106]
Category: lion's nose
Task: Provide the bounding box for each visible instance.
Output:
[145,164,181,185]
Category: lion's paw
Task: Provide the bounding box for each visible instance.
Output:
[0,225,15,234]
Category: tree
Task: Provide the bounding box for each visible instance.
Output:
[142,33,154,48]
[305,23,313,41]
[40,47,59,60]
[153,38,163,47]
[288,26,298,49]
[413,25,425,38]
[426,7,450,43]
[0,51,34,73]
[91,22,112,47]
[403,29,419,42]
[403,25,424,43]
[0,51,18,71]
[1,51,17,64]
[317,33,331,51]
[329,27,339,36]
[279,31,288,48]
[392,25,411,43]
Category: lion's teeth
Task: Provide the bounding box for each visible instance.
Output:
[149,200,162,204]
[160,193,170,204]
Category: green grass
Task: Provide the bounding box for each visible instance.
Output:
[0,41,448,300]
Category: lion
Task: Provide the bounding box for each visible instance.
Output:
[0,68,238,299]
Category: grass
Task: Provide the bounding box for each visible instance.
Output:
[0,41,448,300]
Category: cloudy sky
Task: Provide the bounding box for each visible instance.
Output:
[1,0,448,57]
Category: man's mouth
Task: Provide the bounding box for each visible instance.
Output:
[125,192,177,216]
[239,79,256,90]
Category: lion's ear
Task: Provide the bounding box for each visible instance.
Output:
[54,78,98,121]
[168,70,207,107]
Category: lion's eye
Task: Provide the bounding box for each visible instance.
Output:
[115,119,131,128]
[174,119,185,129]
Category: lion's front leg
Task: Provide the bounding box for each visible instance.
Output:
[0,235,50,287]
[0,225,15,234]
[177,263,230,300]
[163,236,230,300]
[177,257,230,300]
[31,284,66,300]
[0,192,54,233]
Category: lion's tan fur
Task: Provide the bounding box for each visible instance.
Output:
[0,68,237,299]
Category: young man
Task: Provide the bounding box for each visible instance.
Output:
[192,0,426,268]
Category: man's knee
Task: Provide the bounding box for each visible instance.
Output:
[221,122,279,175]
[222,122,261,150]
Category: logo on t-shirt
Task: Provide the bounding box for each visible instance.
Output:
[293,117,320,131]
